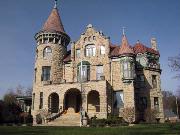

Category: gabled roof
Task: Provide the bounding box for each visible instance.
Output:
[42,7,65,33]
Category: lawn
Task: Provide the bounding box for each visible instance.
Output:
[0,123,180,135]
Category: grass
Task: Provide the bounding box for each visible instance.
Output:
[0,123,180,135]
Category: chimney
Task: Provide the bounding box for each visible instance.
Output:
[151,38,157,50]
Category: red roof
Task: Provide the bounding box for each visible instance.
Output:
[63,50,71,62]
[110,45,120,57]
[119,35,134,55]
[133,42,159,55]
[42,8,65,33]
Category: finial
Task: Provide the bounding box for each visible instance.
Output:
[54,0,58,8]
[122,27,126,35]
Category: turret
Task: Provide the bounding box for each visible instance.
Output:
[34,1,70,84]
[119,33,135,82]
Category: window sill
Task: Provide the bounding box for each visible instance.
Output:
[42,80,52,85]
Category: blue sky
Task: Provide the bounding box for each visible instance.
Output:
[0,0,179,99]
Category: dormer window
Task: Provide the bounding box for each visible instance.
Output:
[100,45,105,55]
[43,47,52,58]
[85,44,96,57]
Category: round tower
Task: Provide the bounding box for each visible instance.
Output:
[119,34,135,82]
[34,1,70,85]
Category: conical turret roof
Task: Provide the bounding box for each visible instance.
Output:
[42,7,65,33]
[119,34,134,55]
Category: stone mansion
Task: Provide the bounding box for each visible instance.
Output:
[32,2,164,126]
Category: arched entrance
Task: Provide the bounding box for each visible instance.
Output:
[64,89,81,113]
[87,90,100,112]
[48,92,59,113]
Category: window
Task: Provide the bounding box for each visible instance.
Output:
[84,37,87,42]
[76,49,80,58]
[113,91,124,109]
[93,36,96,40]
[122,61,134,79]
[85,44,96,57]
[42,66,51,81]
[100,46,105,55]
[43,47,52,58]
[34,68,37,83]
[154,97,159,111]
[96,65,103,80]
[39,92,43,109]
[152,75,157,88]
[77,61,90,82]
[32,93,35,110]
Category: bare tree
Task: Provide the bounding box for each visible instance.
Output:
[25,86,32,96]
[15,84,25,96]
[168,53,180,79]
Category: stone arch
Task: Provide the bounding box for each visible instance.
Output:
[48,92,59,113]
[64,88,81,113]
[87,90,100,112]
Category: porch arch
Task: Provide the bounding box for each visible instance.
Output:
[64,88,81,113]
[87,90,100,112]
[48,92,59,113]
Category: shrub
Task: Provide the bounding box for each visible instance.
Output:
[36,114,42,124]
[144,108,159,123]
[89,115,128,127]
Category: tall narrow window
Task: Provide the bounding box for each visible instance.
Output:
[96,65,103,80]
[43,47,52,58]
[85,44,96,57]
[39,92,43,109]
[154,97,159,111]
[76,49,80,58]
[152,75,157,88]
[122,61,134,79]
[42,66,51,81]
[34,68,37,83]
[113,91,124,109]
[32,93,35,110]
[100,46,105,55]
[77,61,90,82]
[78,65,90,82]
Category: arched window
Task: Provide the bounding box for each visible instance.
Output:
[122,61,134,79]
[100,45,105,55]
[43,47,52,58]
[85,44,96,57]
[77,61,90,82]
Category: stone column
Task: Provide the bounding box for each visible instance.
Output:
[99,95,107,118]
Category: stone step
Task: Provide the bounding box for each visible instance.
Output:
[46,113,81,126]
